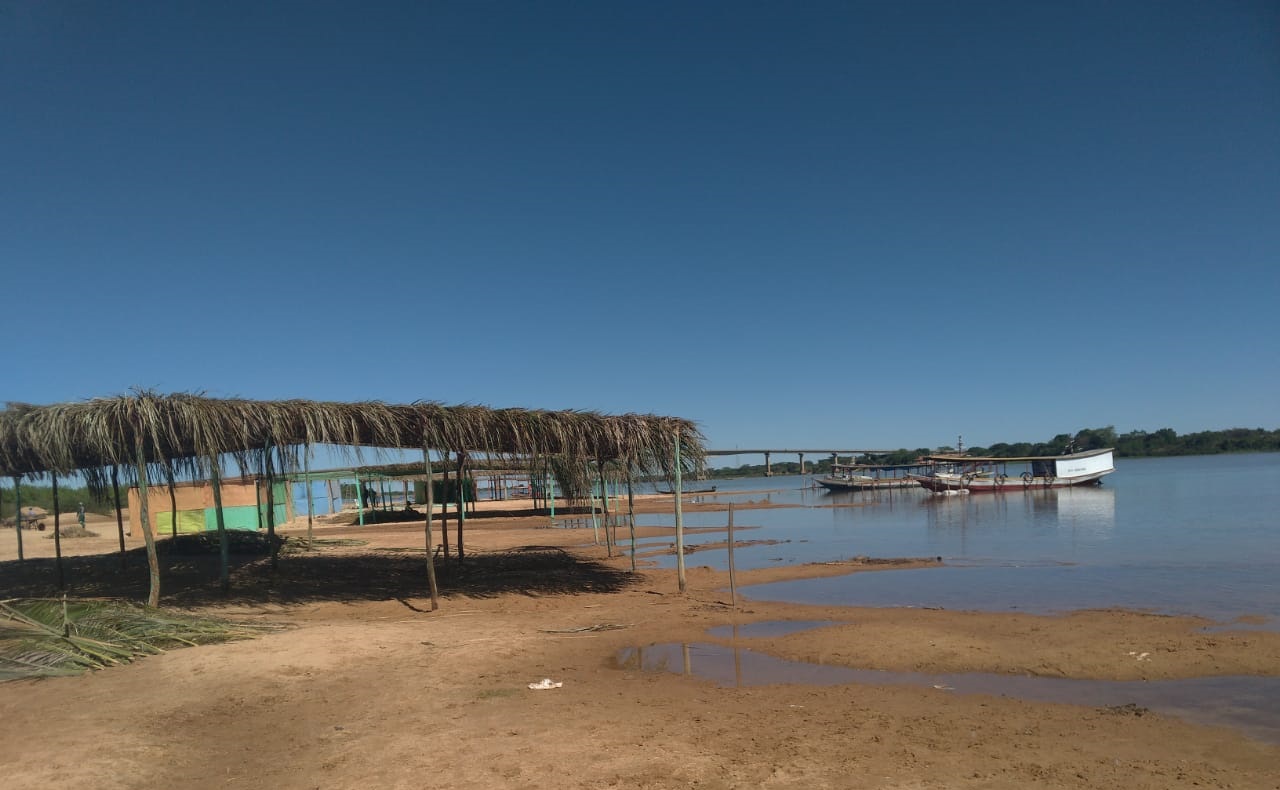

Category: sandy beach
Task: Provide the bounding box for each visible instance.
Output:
[2,496,1278,789]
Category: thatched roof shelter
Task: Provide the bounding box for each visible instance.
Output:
[1,392,704,482]
[2,391,705,606]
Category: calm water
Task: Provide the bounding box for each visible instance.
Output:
[635,453,1280,625]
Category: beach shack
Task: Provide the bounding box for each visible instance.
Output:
[127,477,290,536]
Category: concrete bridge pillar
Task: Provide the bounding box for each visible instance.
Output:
[798,453,805,474]
[764,451,772,477]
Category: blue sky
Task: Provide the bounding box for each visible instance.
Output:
[4,1,1278,453]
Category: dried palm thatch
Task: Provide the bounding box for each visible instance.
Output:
[0,598,278,681]
[1,392,704,604]
[2,392,703,483]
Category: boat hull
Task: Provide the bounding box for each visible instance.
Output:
[816,476,918,491]
[913,470,1113,493]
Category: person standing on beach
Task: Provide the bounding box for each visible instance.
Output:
[77,501,86,529]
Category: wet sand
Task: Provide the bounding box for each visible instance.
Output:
[2,498,1278,789]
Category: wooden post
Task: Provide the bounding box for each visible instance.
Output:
[303,446,314,548]
[597,462,613,557]
[264,444,278,571]
[52,475,64,589]
[209,456,230,593]
[254,469,264,530]
[111,466,126,569]
[165,464,179,539]
[675,433,686,593]
[547,467,556,526]
[133,436,161,608]
[727,502,737,609]
[626,471,637,573]
[12,476,23,562]
[355,474,365,526]
[455,451,465,562]
[422,446,440,610]
[588,467,601,547]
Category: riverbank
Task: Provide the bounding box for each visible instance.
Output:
[2,509,1278,789]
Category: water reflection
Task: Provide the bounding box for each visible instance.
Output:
[614,642,1280,744]
[921,487,1116,538]
[704,620,838,639]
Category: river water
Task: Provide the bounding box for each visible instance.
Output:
[635,453,1280,626]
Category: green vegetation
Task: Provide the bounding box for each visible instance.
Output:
[0,483,117,518]
[705,426,1280,477]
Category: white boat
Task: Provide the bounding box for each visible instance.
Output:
[911,448,1115,493]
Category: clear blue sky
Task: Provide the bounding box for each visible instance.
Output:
[4,1,1278,452]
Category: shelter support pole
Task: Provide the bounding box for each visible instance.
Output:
[255,474,263,530]
[356,474,365,526]
[626,471,637,572]
[133,436,161,607]
[455,451,465,562]
[675,433,686,593]
[209,456,230,593]
[588,471,601,547]
[303,446,314,548]
[12,476,23,562]
[422,446,440,610]
[265,444,278,571]
[111,466,126,569]
[597,463,612,557]
[165,464,179,538]
[547,468,556,526]
[727,502,737,609]
[439,465,450,562]
[52,475,64,589]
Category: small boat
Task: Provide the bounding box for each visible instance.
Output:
[911,448,1116,493]
[815,462,922,491]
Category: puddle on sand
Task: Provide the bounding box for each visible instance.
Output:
[705,620,840,639]
[613,642,1280,744]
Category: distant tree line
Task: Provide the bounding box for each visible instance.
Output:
[0,483,117,518]
[704,426,1280,477]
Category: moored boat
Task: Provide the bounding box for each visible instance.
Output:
[815,462,923,491]
[911,448,1115,493]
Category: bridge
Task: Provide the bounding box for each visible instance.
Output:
[705,448,894,476]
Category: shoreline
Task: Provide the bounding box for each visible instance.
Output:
[2,509,1279,788]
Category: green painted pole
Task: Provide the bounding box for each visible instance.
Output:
[675,433,686,593]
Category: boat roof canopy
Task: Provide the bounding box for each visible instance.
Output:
[924,447,1114,464]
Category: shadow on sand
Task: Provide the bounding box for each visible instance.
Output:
[0,543,636,607]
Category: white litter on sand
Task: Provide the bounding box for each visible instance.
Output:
[528,678,563,690]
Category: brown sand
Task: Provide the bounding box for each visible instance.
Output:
[1,498,1278,789]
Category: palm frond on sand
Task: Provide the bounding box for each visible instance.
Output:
[0,598,278,681]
